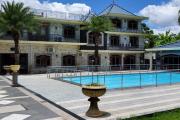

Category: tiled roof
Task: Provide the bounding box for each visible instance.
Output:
[155,41,180,49]
[82,11,97,21]
[146,41,180,52]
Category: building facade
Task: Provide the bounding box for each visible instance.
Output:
[146,41,180,70]
[0,3,148,74]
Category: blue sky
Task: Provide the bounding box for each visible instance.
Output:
[1,0,180,34]
[45,0,169,14]
[39,0,179,34]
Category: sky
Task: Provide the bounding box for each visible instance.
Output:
[0,0,180,34]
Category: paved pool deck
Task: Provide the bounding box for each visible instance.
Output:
[5,74,180,120]
[0,76,64,120]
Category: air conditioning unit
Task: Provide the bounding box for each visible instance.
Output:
[47,47,55,53]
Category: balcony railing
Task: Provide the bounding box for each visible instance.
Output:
[108,44,144,50]
[0,33,80,43]
[31,8,87,21]
[112,27,142,33]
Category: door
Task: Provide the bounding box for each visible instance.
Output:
[63,55,76,66]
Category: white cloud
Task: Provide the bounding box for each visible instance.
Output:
[153,25,180,34]
[0,0,91,15]
[139,0,180,34]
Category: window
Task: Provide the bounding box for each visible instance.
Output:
[36,55,51,67]
[125,55,136,64]
[110,36,119,46]
[63,55,76,66]
[111,18,122,28]
[88,32,102,45]
[64,26,75,38]
[128,20,138,30]
[130,36,139,47]
[88,55,100,65]
[110,55,121,65]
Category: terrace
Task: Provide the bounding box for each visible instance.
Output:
[31,8,88,21]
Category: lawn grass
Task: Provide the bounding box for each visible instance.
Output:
[123,108,180,120]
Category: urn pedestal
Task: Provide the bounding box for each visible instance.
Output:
[82,85,106,117]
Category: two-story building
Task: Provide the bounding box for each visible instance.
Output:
[0,3,148,74]
[80,4,148,70]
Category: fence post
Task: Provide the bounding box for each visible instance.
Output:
[92,71,93,84]
[139,72,142,88]
[170,71,172,85]
[104,72,105,85]
[155,72,158,87]
[70,70,72,82]
[80,71,82,85]
[121,73,123,89]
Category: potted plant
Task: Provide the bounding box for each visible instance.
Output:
[82,83,106,117]
[10,65,20,73]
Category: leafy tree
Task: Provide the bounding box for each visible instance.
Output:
[142,23,157,48]
[155,30,177,46]
[0,1,37,86]
[83,16,113,69]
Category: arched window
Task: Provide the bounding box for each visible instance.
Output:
[36,55,51,67]
[88,32,102,45]
[63,55,76,66]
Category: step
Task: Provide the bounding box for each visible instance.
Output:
[67,91,180,110]
[57,85,180,105]
[82,98,180,120]
[71,93,180,115]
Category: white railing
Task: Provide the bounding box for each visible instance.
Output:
[31,8,88,21]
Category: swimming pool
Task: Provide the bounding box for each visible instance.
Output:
[62,72,180,89]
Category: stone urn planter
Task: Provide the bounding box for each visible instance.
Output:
[82,84,106,117]
[10,65,20,73]
[3,65,10,75]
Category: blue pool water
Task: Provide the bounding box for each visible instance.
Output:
[62,72,180,89]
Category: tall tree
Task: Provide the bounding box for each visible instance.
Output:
[142,23,157,48]
[155,30,177,46]
[0,1,37,86]
[84,16,113,69]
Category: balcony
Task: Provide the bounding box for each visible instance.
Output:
[108,44,144,51]
[31,8,87,21]
[0,33,80,43]
[113,28,142,33]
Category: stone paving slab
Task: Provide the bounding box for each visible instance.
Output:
[0,77,63,120]
[9,74,180,120]
[0,81,10,86]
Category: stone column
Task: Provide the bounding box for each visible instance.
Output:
[121,54,125,70]
[28,44,33,73]
[136,54,140,70]
[107,34,110,47]
[149,54,153,71]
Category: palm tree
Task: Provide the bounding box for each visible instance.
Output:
[84,16,113,70]
[0,1,36,86]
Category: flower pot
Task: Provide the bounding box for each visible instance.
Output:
[10,65,20,73]
[82,85,106,117]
